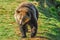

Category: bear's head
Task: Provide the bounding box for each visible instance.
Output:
[15,7,31,25]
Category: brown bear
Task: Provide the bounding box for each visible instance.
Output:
[14,2,39,38]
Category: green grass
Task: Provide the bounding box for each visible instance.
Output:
[0,0,60,40]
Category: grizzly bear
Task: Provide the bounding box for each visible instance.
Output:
[14,2,39,38]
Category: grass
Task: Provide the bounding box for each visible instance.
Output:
[0,0,60,40]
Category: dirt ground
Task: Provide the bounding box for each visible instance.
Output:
[21,38,49,40]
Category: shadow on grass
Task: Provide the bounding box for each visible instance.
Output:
[37,0,60,21]
[45,27,60,40]
[37,27,60,40]
[36,1,60,40]
[38,6,60,22]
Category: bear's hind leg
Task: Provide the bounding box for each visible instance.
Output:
[31,22,37,37]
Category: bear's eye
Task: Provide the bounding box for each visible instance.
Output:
[17,10,20,13]
[27,13,30,16]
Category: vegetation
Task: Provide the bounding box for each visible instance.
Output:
[0,0,60,40]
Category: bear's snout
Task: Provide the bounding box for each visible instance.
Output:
[20,15,31,25]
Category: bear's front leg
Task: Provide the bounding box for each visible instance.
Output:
[20,24,27,38]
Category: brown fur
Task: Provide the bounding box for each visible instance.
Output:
[14,2,39,38]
